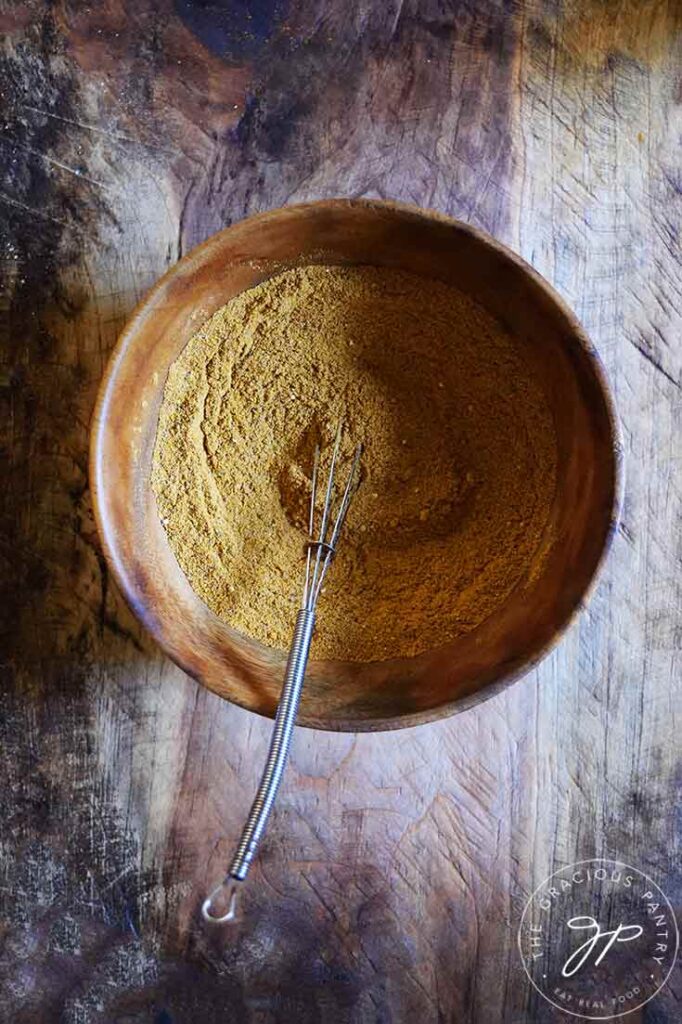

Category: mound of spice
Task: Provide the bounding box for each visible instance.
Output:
[152,265,557,662]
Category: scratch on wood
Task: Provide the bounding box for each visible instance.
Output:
[0,139,111,188]
[20,103,175,152]
[629,338,681,390]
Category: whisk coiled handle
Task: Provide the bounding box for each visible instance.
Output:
[202,607,315,923]
[229,607,315,880]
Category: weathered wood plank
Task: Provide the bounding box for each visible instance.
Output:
[1,2,680,1021]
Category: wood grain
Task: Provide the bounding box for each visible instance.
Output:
[1,1,680,1021]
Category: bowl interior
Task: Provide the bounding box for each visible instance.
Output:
[91,201,618,731]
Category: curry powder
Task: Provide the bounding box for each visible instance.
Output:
[152,265,557,661]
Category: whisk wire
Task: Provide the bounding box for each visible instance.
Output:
[302,444,320,608]
[311,441,363,606]
[308,423,342,609]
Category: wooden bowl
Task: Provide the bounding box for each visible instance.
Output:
[90,200,620,732]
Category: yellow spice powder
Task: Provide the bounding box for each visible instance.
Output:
[151,264,557,662]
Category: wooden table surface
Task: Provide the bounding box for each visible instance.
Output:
[1,2,680,1021]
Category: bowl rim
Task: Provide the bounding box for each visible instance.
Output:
[90,197,623,732]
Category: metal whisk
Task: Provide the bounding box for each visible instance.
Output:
[202,425,362,924]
